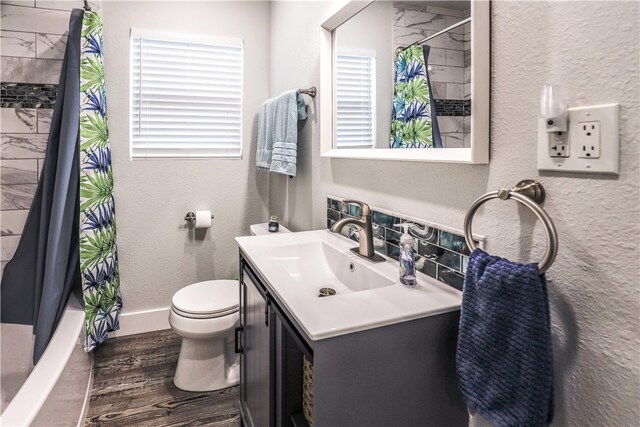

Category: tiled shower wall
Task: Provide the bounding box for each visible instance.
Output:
[327,196,482,291]
[0,0,99,272]
[392,2,471,148]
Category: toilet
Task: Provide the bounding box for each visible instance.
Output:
[169,222,290,392]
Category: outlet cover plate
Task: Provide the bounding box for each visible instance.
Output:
[538,103,619,174]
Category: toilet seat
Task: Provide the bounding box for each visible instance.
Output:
[171,280,238,319]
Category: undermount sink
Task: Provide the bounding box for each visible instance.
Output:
[270,241,394,295]
[235,229,462,340]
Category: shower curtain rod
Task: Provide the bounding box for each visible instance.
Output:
[397,17,470,54]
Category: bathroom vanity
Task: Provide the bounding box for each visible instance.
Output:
[235,230,468,427]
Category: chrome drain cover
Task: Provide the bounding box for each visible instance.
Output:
[318,287,336,298]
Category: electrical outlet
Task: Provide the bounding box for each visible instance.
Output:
[538,103,619,174]
[549,133,569,158]
[577,121,601,158]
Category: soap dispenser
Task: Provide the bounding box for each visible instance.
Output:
[394,223,417,287]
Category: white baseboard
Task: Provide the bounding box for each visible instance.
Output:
[109,307,170,337]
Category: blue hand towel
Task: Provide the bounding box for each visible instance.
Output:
[457,248,554,427]
[256,89,307,177]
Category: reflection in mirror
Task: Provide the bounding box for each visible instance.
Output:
[334,1,471,150]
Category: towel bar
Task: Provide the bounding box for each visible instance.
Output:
[463,180,558,273]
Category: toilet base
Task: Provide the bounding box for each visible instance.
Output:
[173,332,239,392]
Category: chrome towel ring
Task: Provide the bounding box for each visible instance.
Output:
[464,180,558,273]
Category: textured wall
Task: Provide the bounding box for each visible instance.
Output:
[269,1,640,424]
[102,1,270,313]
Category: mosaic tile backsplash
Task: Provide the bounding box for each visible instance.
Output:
[327,196,479,291]
[1,83,58,109]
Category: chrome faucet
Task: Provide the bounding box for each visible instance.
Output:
[330,200,385,263]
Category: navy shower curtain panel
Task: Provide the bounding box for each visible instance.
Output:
[1,8,121,363]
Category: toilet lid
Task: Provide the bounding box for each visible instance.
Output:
[172,280,239,317]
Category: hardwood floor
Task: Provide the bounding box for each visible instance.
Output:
[85,329,240,426]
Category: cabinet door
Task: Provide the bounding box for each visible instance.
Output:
[240,269,273,427]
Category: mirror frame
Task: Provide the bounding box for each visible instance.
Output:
[320,0,489,164]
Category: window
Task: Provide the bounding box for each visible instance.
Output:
[335,53,376,149]
[131,31,243,158]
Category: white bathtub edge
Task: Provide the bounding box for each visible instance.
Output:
[76,355,94,427]
[109,307,170,337]
[0,296,85,427]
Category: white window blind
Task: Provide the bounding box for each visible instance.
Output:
[335,54,376,149]
[131,32,243,158]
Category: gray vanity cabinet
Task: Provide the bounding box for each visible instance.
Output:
[239,268,274,427]
[238,255,468,427]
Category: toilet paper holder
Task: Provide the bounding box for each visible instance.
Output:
[184,212,215,222]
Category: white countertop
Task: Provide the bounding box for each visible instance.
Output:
[236,229,462,341]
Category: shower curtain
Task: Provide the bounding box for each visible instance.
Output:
[0,9,120,363]
[79,10,122,352]
[390,44,442,148]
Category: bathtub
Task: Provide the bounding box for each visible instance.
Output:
[0,293,93,426]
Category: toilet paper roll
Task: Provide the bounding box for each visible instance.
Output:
[195,210,212,229]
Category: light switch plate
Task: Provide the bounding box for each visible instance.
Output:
[538,103,619,174]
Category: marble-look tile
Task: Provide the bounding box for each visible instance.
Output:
[463,49,471,68]
[0,30,35,58]
[429,65,464,84]
[36,0,99,11]
[438,116,464,133]
[0,183,36,210]
[464,82,471,99]
[37,108,53,133]
[0,4,70,34]
[463,132,471,148]
[0,0,35,6]
[405,11,447,32]
[428,47,446,66]
[393,25,429,47]
[1,235,20,261]
[1,133,48,158]
[36,33,66,59]
[431,82,446,99]
[393,8,404,26]
[425,31,465,51]
[463,66,471,85]
[444,133,464,148]
[0,209,28,236]
[446,83,464,100]
[1,159,38,184]
[1,261,7,276]
[425,5,464,18]
[37,158,44,177]
[463,116,471,133]
[445,16,467,34]
[0,108,36,133]
[0,57,62,84]
[446,49,463,67]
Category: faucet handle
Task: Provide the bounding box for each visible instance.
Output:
[342,200,371,216]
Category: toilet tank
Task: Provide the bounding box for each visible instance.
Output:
[249,223,291,236]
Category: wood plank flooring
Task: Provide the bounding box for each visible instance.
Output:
[85,329,240,426]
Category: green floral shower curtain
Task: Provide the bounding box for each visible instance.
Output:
[390,44,434,148]
[79,10,122,351]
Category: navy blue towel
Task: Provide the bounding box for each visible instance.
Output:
[457,249,554,427]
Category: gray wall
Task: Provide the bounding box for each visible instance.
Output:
[269,1,640,425]
[101,1,270,313]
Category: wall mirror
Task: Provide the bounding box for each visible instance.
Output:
[320,0,489,163]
